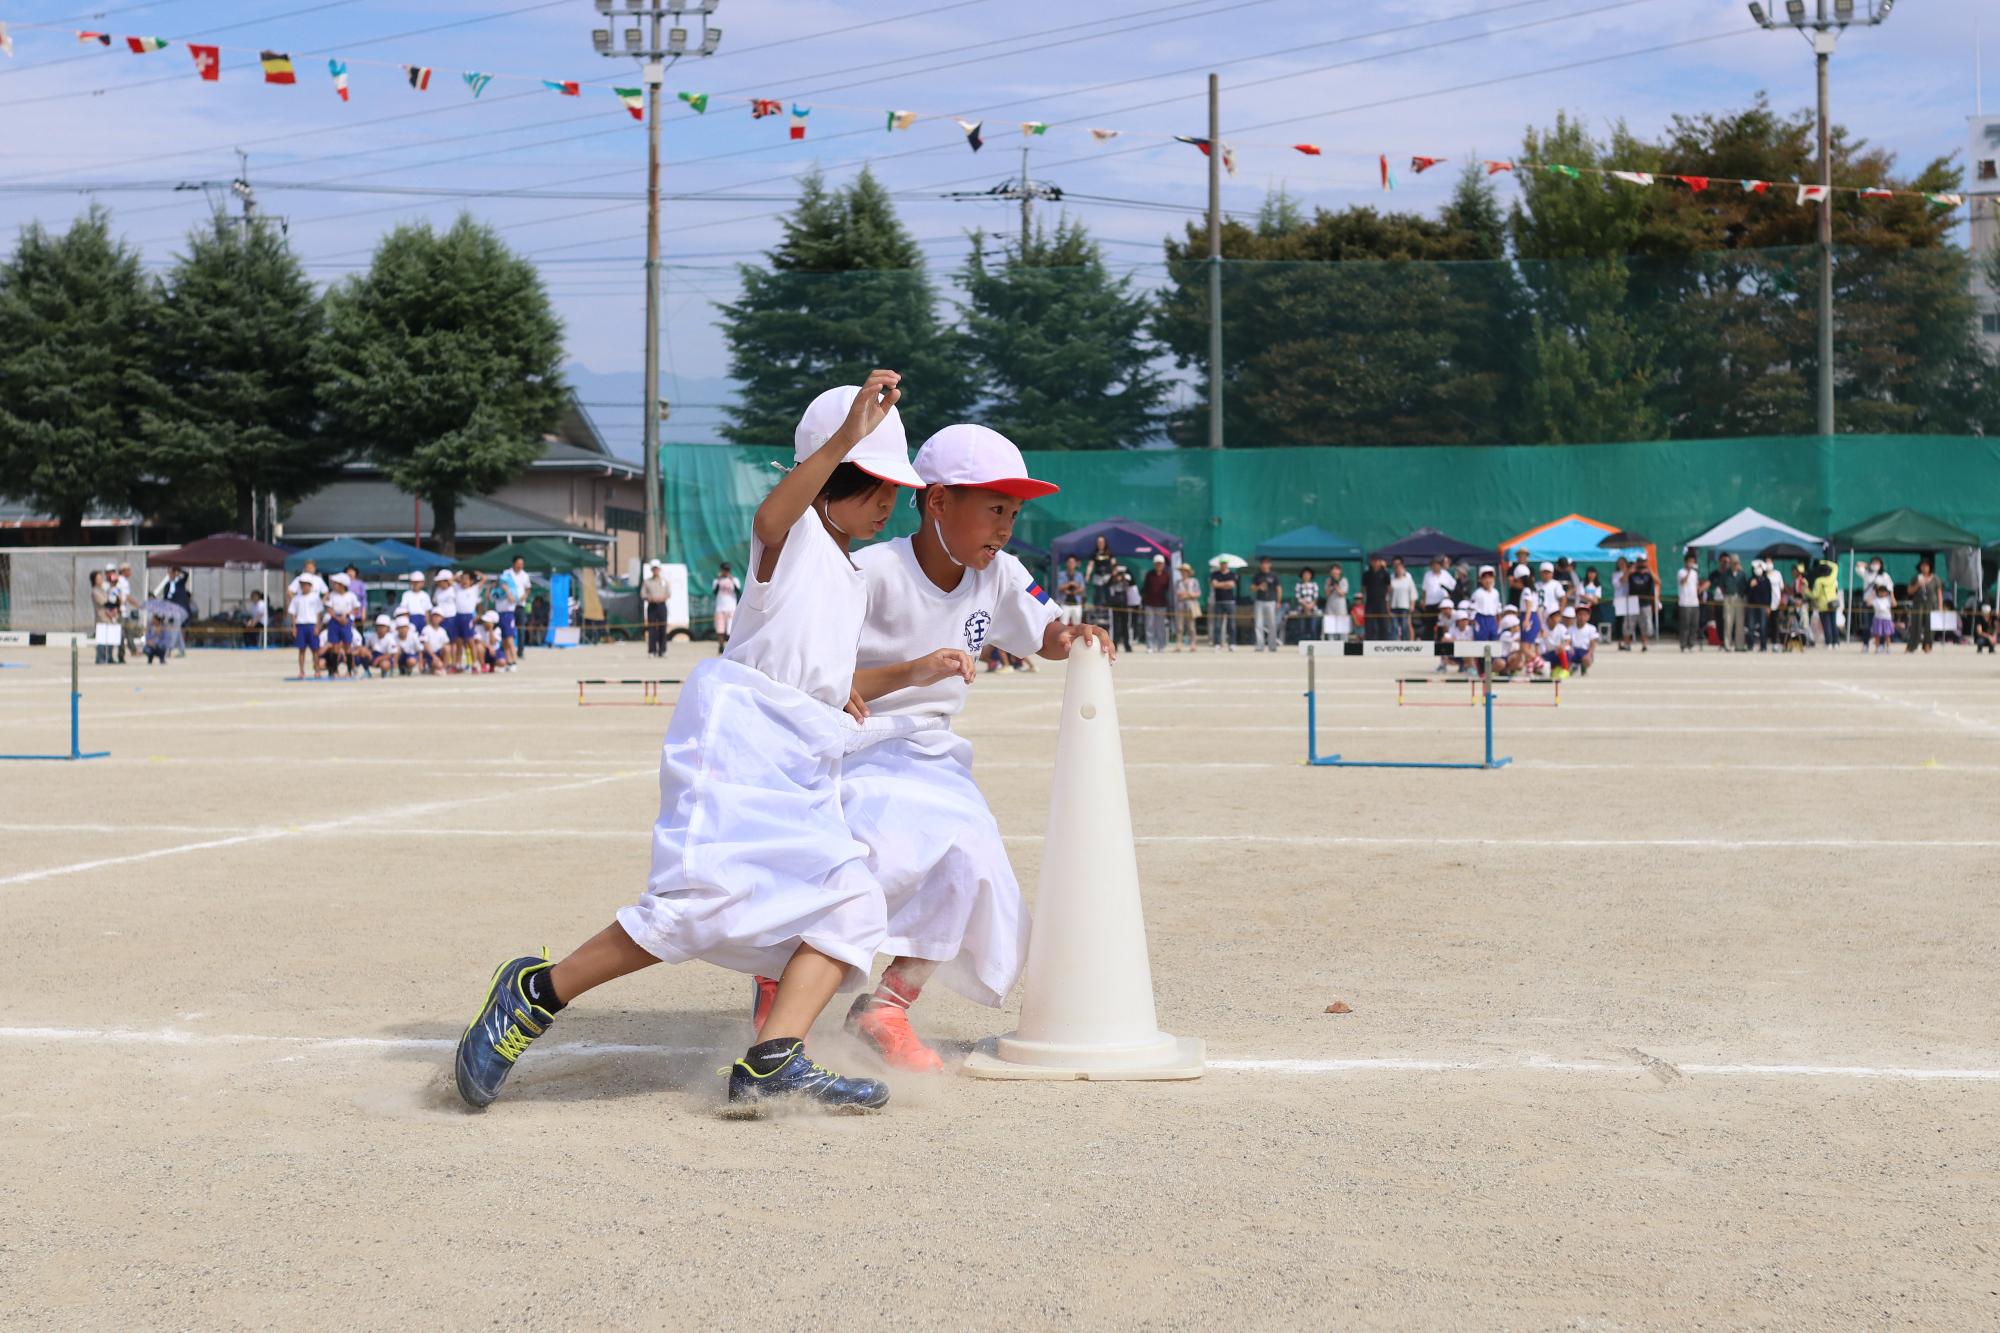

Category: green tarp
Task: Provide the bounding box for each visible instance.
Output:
[460,537,605,573]
[1828,507,1981,552]
[1253,524,1362,563]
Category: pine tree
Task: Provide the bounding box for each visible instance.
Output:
[143,215,327,534]
[0,208,161,540]
[718,167,972,444]
[316,216,567,553]
[959,216,1164,450]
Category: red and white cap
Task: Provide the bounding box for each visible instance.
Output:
[913,424,1059,500]
[794,385,921,488]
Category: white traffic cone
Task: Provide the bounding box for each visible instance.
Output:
[963,638,1204,1080]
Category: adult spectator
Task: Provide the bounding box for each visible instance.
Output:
[1808,558,1840,647]
[1207,561,1238,651]
[243,589,269,647]
[1907,559,1942,654]
[498,555,532,661]
[1745,560,1772,652]
[1387,557,1417,641]
[1359,553,1392,641]
[1086,537,1119,631]
[1714,553,1748,651]
[1110,564,1138,652]
[1173,562,1201,651]
[1324,563,1351,641]
[1676,553,1704,652]
[1249,556,1283,652]
[1292,567,1320,645]
[710,563,739,654]
[640,560,670,657]
[1140,554,1171,654]
[1611,557,1631,649]
[1626,556,1658,651]
[1421,555,1456,636]
[1057,556,1085,622]
[160,565,194,657]
[1577,567,1603,630]
[288,558,327,599]
[343,564,369,619]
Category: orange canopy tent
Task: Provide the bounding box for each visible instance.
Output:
[1496,514,1657,577]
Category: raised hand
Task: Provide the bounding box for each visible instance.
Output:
[835,369,902,449]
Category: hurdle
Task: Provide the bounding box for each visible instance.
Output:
[577,677,681,706]
[0,641,110,761]
[1396,675,1561,708]
[1304,641,1509,770]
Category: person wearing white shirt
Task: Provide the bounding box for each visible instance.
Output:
[1676,555,1704,652]
[1468,566,1503,640]
[1387,557,1418,641]
[1568,610,1598,674]
[1421,556,1456,638]
[393,617,422,674]
[431,571,460,669]
[496,558,531,661]
[1543,617,1572,678]
[323,573,361,675]
[397,572,433,627]
[288,560,328,600]
[420,609,451,673]
[287,583,324,678]
[1535,562,1566,616]
[710,563,741,654]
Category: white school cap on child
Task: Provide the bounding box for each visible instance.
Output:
[1437,599,1454,611]
[375,614,391,625]
[794,385,922,488]
[408,571,426,583]
[1478,565,1495,576]
[912,423,1059,499]
[483,610,499,623]
[1501,610,1520,625]
[434,570,454,582]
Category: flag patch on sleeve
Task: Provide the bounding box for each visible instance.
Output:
[1026,580,1050,604]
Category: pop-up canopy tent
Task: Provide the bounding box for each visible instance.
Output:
[1829,507,1979,552]
[459,537,605,574]
[1684,506,1823,552]
[368,538,451,574]
[1254,524,1362,563]
[1370,526,1490,563]
[1048,517,1181,563]
[284,537,399,578]
[1498,514,1654,574]
[1712,525,1821,561]
[147,532,289,569]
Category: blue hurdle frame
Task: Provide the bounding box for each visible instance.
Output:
[1304,642,1510,771]
[0,641,110,761]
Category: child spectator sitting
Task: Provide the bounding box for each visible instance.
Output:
[480,610,511,672]
[368,615,399,676]
[421,609,451,674]
[1543,612,1572,680]
[1432,598,1455,673]
[1496,610,1523,675]
[1975,604,1997,654]
[393,615,421,674]
[1568,607,1598,674]
[143,615,170,664]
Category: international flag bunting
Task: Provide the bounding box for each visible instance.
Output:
[614,87,643,121]
[1610,171,1653,186]
[1021,121,1047,137]
[1797,184,1828,204]
[679,91,708,113]
[1293,144,1321,156]
[1089,129,1120,142]
[189,44,219,81]
[1859,187,1894,199]
[1740,179,1769,194]
[1925,193,1964,206]
[544,80,580,96]
[1409,155,1445,174]
[956,119,983,152]
[126,36,170,53]
[0,22,12,58]
[329,59,349,102]
[1222,143,1236,177]
[79,31,112,46]
[1673,175,1708,192]
[464,71,492,98]
[1545,164,1582,180]
[1379,154,1394,192]
[751,98,782,118]
[261,51,296,85]
[1174,135,1211,154]
[886,109,916,131]
[1485,160,1513,175]
[405,65,433,91]
[789,104,810,140]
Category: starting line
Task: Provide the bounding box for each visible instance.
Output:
[577,677,681,706]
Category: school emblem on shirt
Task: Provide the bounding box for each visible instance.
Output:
[963,609,992,654]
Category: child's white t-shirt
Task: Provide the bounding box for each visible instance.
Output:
[457,581,482,614]
[432,585,458,617]
[288,590,323,622]
[1499,629,1520,656]
[396,630,420,654]
[398,589,432,620]
[1544,625,1570,653]
[723,506,870,709]
[1537,578,1565,612]
[1869,589,1893,617]
[854,538,1060,720]
[421,625,449,652]
[370,630,397,654]
[1469,586,1501,616]
[326,591,359,621]
[1572,624,1598,652]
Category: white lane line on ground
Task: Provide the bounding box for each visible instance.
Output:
[1820,680,2000,737]
[4,1026,1994,1081]
[0,769,651,888]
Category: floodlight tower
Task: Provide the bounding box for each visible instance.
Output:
[1747,0,1895,438]
[591,0,723,566]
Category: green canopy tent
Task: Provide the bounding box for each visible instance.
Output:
[1253,524,1362,564]
[459,538,605,574]
[1830,508,1984,633]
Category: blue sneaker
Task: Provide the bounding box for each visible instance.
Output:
[453,954,556,1109]
[724,1042,890,1117]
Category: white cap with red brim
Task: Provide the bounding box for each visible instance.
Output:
[794,385,921,488]
[912,423,1059,500]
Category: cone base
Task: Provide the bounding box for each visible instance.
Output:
[961,1034,1205,1081]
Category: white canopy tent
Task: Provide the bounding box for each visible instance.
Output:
[1683,507,1823,551]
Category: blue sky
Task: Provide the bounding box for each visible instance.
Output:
[0,0,1986,448]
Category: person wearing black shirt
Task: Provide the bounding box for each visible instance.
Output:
[1745,561,1771,652]
[1359,555,1392,641]
[1249,557,1283,652]
[1626,559,1657,651]
[1208,563,1238,650]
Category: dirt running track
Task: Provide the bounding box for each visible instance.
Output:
[1,639,1996,1328]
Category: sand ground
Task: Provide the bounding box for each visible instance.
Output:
[1,635,1996,1329]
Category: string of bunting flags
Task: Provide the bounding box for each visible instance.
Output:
[0,18,1967,210]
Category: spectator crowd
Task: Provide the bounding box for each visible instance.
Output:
[279,558,534,679]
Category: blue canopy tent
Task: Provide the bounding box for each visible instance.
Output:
[1713,524,1820,560]
[1254,524,1362,563]
[1500,514,1652,572]
[283,537,398,578]
[1370,526,1490,563]
[1049,517,1180,563]
[368,538,451,574]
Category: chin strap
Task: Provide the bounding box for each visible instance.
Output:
[817,499,851,537]
[931,518,968,569]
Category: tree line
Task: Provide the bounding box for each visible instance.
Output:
[0,211,566,546]
[722,99,1998,449]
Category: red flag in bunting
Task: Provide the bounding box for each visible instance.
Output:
[1677,175,1710,193]
[1174,135,1213,157]
[188,43,220,81]
[1485,160,1513,176]
[77,31,112,45]
[1409,155,1445,174]
[542,80,580,96]
[1740,179,1769,194]
[1292,144,1321,156]
[1379,154,1395,192]
[405,65,433,91]
[751,98,782,118]
[1860,187,1894,199]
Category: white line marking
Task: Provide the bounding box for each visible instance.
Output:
[1820,680,2000,736]
[0,769,650,888]
[4,1026,1993,1082]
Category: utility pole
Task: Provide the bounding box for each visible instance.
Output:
[1020,143,1032,250]
[593,1,722,566]
[1206,72,1223,451]
[1748,0,1896,438]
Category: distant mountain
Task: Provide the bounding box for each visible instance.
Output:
[563,363,742,455]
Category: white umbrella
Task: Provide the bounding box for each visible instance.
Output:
[1208,552,1249,570]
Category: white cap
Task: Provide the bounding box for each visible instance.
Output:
[1539,561,1553,573]
[1983,604,1993,613]
[434,570,453,582]
[1512,563,1530,579]
[1501,611,1520,625]
[393,612,409,623]
[1478,565,1495,576]
[1560,606,1576,618]
[408,571,426,583]
[794,385,920,488]
[913,423,1057,499]
[1438,599,1455,611]
[375,613,391,625]
[1153,554,1166,564]
[482,610,499,623]
[329,572,348,585]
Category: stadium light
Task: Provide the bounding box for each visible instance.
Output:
[623,26,643,51]
[1785,0,1806,23]
[591,27,610,51]
[1747,3,1769,26]
[1833,0,1854,20]
[698,26,721,55]
[666,26,688,53]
